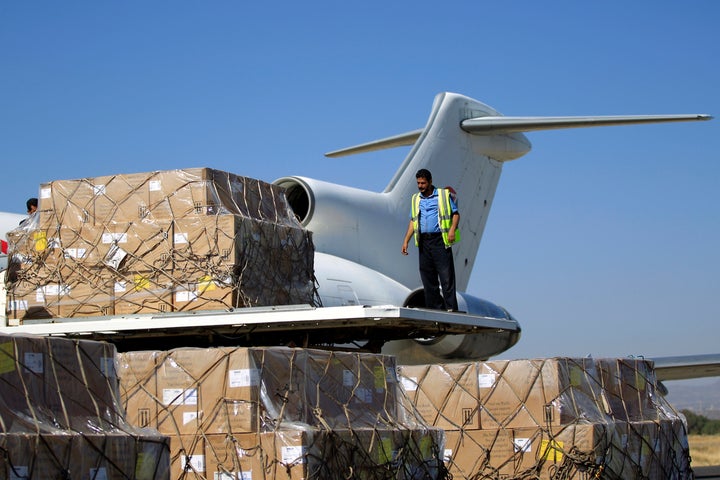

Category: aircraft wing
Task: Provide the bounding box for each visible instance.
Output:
[651,354,720,381]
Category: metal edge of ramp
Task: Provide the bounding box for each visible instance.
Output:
[0,304,519,339]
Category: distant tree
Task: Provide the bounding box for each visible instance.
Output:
[682,409,720,435]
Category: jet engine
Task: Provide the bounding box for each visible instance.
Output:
[381,288,521,364]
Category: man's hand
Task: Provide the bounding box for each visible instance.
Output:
[402,220,414,255]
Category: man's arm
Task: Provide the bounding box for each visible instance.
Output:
[401,220,414,255]
[448,212,459,243]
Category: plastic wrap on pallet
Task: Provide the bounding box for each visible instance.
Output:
[0,333,170,479]
[398,358,693,480]
[0,432,170,480]
[119,346,449,479]
[4,168,320,321]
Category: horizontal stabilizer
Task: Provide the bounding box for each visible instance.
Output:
[325,129,422,158]
[461,114,713,135]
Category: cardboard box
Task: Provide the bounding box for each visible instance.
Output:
[113,272,174,314]
[37,168,304,225]
[0,335,51,420]
[15,169,319,319]
[205,433,263,480]
[202,399,259,436]
[155,168,219,218]
[57,277,114,318]
[40,175,148,225]
[443,429,515,477]
[119,347,413,437]
[172,215,240,268]
[41,224,103,272]
[80,433,170,480]
[44,336,122,431]
[117,350,162,429]
[155,348,233,435]
[38,179,95,224]
[0,432,169,480]
[91,173,154,224]
[297,349,396,428]
[199,347,262,434]
[0,334,123,432]
[344,427,445,479]
[172,269,238,312]
[507,424,609,478]
[596,358,657,421]
[120,348,264,436]
[398,363,480,430]
[171,427,444,480]
[169,434,207,479]
[95,221,174,272]
[5,280,57,320]
[478,358,605,428]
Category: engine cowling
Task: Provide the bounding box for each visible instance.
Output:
[380,289,521,363]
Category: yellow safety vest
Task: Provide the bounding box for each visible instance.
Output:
[411,188,460,247]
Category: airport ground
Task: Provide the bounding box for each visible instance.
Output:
[690,434,720,480]
[690,434,720,466]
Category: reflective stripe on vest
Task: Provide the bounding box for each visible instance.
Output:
[411,188,459,247]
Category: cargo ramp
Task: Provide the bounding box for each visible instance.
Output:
[0,303,520,353]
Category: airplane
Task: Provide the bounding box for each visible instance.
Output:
[0,92,716,376]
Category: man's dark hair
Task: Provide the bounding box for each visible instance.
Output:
[415,169,432,182]
[26,197,38,212]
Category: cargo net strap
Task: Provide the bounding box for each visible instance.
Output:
[5,169,321,320]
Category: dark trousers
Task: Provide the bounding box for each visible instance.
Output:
[419,234,458,311]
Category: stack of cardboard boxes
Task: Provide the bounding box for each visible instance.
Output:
[5,168,318,321]
[118,346,447,479]
[398,358,692,479]
[0,332,169,479]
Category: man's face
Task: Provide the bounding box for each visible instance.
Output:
[416,177,432,196]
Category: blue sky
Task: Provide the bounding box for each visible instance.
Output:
[1,3,718,366]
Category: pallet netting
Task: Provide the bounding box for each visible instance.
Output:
[0,333,170,479]
[398,357,693,479]
[4,168,321,321]
[118,346,450,479]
